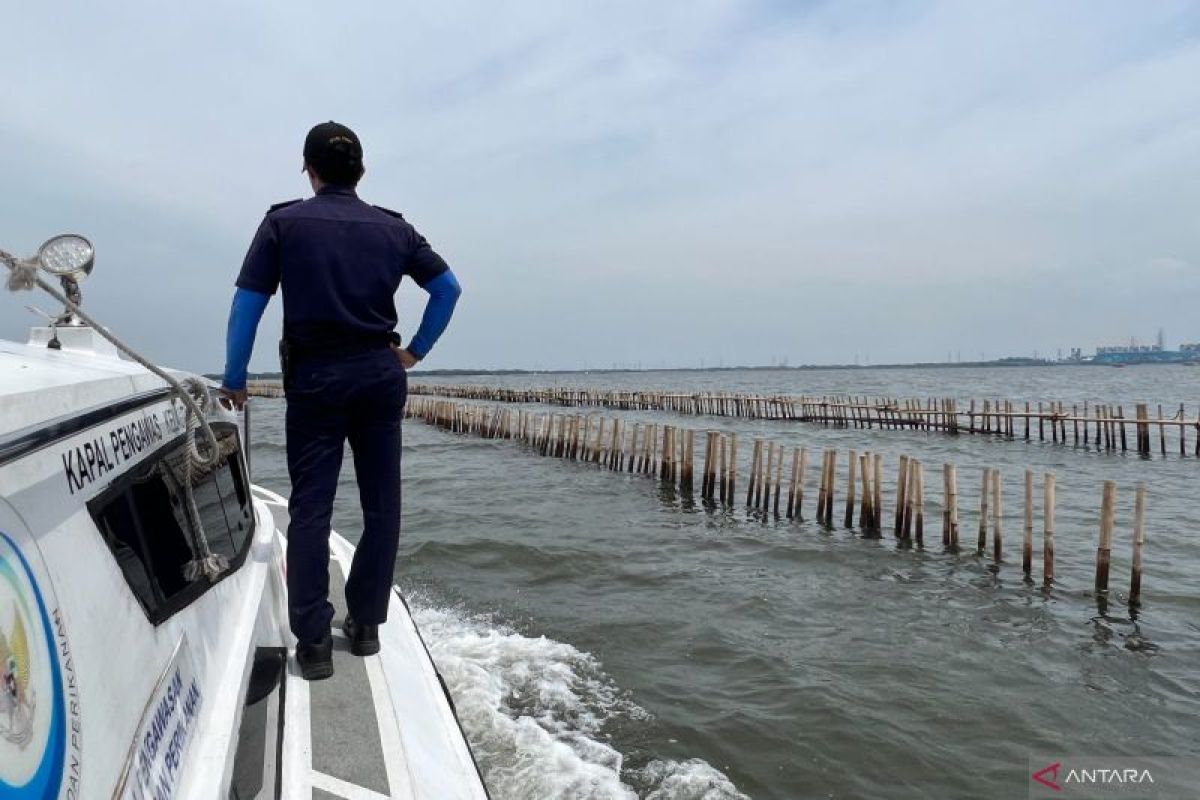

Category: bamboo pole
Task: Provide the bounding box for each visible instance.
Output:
[718,434,728,504]
[757,439,769,508]
[627,423,638,473]
[772,441,784,515]
[787,447,801,518]
[859,453,873,531]
[845,448,857,528]
[632,423,642,472]
[683,429,695,493]
[946,464,959,548]
[727,434,737,506]
[816,451,828,522]
[765,441,777,510]
[991,468,1002,562]
[673,425,682,482]
[646,424,657,475]
[610,417,622,471]
[1043,474,1056,585]
[701,431,713,498]
[710,431,722,494]
[747,439,762,507]
[1130,483,1146,604]
[659,426,670,480]
[901,460,914,540]
[894,455,909,537]
[825,450,836,526]
[914,459,924,545]
[796,447,809,520]
[1096,480,1116,593]
[977,468,989,553]
[1022,470,1033,576]
[593,418,605,463]
[873,453,883,534]
[649,423,660,475]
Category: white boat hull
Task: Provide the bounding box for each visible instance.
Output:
[0,331,488,799]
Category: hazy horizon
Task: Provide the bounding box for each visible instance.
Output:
[3,2,1199,373]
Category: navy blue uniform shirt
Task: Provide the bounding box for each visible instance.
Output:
[236,185,448,352]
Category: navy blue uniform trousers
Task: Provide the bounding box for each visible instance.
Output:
[285,347,407,644]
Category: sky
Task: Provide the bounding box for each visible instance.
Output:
[2,1,1199,372]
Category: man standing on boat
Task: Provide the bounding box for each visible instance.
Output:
[219,121,462,680]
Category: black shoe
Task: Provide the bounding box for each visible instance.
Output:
[296,634,334,681]
[342,616,380,656]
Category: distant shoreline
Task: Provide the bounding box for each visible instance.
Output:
[206,357,1196,382]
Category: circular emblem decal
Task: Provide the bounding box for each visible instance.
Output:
[0,530,65,797]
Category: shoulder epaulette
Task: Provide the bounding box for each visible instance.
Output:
[267,198,303,213]
[372,205,406,220]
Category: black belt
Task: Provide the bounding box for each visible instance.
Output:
[279,334,390,389]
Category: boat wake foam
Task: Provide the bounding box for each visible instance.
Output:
[407,596,749,800]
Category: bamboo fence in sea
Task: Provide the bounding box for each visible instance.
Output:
[405,383,1200,458]
[404,396,1149,604]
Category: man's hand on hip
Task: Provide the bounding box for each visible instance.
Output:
[392,344,420,369]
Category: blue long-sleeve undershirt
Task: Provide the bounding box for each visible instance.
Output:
[222,269,460,388]
[223,288,270,390]
[407,269,462,359]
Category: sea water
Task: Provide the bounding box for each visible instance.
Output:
[249,365,1200,798]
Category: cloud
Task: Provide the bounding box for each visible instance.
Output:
[3,1,1199,370]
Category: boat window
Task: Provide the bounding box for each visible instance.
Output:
[88,422,255,624]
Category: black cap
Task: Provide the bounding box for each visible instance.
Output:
[302,121,363,180]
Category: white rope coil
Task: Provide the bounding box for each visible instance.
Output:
[179,377,230,579]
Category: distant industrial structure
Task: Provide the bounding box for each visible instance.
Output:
[1086,329,1200,365]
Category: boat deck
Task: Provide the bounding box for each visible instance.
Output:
[236,490,488,800]
[310,561,393,799]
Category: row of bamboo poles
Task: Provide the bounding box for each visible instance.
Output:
[406,397,1149,603]
[245,380,284,398]
[404,384,1199,458]
[244,380,1197,457]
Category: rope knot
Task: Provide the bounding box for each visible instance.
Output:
[4,258,37,292]
[183,553,231,581]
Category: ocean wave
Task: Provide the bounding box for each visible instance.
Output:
[635,760,748,800]
[407,596,748,800]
